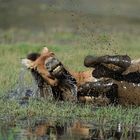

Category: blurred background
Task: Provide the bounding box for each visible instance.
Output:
[1,0,140,28]
[0,0,140,57]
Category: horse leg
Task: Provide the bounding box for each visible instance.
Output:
[78,79,118,104]
[84,55,131,69]
[84,55,131,80]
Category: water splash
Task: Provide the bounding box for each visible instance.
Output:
[1,67,39,104]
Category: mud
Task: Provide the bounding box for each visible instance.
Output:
[84,55,140,105]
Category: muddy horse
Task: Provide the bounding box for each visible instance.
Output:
[83,55,140,105]
[22,48,140,105]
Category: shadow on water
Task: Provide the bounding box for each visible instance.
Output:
[0,118,140,140]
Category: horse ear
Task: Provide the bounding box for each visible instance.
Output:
[27,53,40,61]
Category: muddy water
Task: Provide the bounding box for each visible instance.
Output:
[0,119,140,140]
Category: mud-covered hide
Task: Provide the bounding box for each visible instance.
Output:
[44,56,120,105]
[122,59,140,75]
[30,67,77,102]
[77,79,118,105]
[116,59,140,105]
[102,60,140,105]
[84,55,140,105]
[115,81,140,105]
[45,57,77,102]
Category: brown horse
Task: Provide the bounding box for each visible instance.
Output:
[22,48,140,105]
[22,48,107,103]
[84,55,140,105]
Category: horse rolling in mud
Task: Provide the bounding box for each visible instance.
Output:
[84,55,140,105]
[22,47,140,105]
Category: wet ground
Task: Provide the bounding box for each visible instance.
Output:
[0,118,140,140]
[0,69,140,140]
[1,97,139,140]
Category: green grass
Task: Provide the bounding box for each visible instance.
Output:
[0,25,140,127]
[0,99,139,126]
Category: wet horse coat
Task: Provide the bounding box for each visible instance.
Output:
[22,48,78,101]
[22,48,140,105]
[84,55,140,105]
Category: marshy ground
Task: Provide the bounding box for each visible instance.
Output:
[0,27,140,136]
[0,1,140,139]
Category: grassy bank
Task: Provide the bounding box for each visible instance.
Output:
[0,27,140,126]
